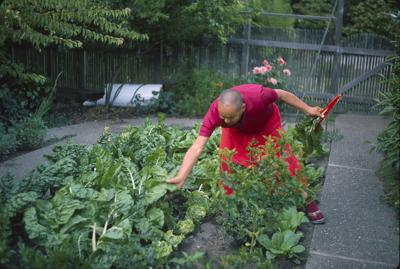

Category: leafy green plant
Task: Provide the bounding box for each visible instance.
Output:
[216,132,310,241]
[371,12,400,209]
[0,60,50,121]
[11,117,47,150]
[215,127,325,265]
[257,230,305,259]
[219,247,273,269]
[0,122,17,160]
[273,207,309,232]
[0,117,220,269]
[167,67,239,117]
[291,116,329,161]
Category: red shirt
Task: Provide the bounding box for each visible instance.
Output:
[199,84,279,137]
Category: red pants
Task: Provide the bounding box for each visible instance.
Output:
[219,104,301,176]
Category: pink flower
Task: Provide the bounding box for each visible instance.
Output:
[265,64,272,72]
[252,66,262,74]
[283,68,291,77]
[262,59,269,67]
[277,56,286,65]
[268,77,278,85]
[252,67,260,74]
[259,66,268,74]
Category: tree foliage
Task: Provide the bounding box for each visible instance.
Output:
[249,0,295,28]
[343,0,400,40]
[0,0,147,50]
[98,0,247,44]
[292,0,333,29]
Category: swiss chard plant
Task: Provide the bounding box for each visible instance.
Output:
[0,116,219,269]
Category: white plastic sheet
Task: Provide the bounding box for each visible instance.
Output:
[83,84,162,107]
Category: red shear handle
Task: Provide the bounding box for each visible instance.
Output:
[318,94,342,125]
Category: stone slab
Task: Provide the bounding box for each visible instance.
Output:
[306,251,397,269]
[309,166,399,265]
[328,114,389,171]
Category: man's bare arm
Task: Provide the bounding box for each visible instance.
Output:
[166,136,209,188]
[275,89,323,117]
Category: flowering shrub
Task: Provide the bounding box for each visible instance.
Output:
[248,56,292,89]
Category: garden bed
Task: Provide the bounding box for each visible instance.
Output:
[0,114,333,269]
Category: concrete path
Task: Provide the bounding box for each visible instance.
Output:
[306,114,399,269]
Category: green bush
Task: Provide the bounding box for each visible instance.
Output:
[167,68,240,117]
[374,57,400,208]
[0,123,17,160]
[0,60,50,121]
[373,12,400,209]
[12,117,47,150]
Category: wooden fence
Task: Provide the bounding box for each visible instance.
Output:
[11,28,395,113]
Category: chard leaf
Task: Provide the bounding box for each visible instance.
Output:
[23,207,65,247]
[69,183,98,199]
[281,231,303,251]
[112,190,134,215]
[257,234,272,249]
[292,244,305,253]
[34,199,52,212]
[145,146,167,166]
[95,188,115,202]
[143,183,176,206]
[146,207,164,228]
[23,207,49,241]
[53,199,85,225]
[5,191,40,216]
[100,162,122,188]
[117,218,132,237]
[60,215,88,234]
[270,231,285,248]
[102,226,124,240]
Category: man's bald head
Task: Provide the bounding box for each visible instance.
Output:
[219,89,243,111]
[217,89,245,126]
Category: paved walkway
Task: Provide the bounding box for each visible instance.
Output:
[306,114,399,269]
[1,114,398,269]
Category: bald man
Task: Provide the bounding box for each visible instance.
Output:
[167,84,325,224]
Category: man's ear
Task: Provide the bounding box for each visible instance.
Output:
[241,103,246,113]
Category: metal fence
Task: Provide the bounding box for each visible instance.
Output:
[11,27,395,113]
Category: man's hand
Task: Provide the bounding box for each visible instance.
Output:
[306,106,324,118]
[166,176,186,188]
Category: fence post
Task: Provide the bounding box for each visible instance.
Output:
[241,17,251,78]
[160,40,163,82]
[78,49,87,100]
[330,0,344,94]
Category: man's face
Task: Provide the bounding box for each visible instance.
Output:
[217,102,245,126]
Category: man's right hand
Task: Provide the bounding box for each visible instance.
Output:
[166,176,186,188]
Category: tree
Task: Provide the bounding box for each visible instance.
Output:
[0,0,147,121]
[343,0,399,40]
[0,0,147,50]
[97,0,247,44]
[250,0,295,29]
[292,0,333,29]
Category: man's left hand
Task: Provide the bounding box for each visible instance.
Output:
[307,106,324,118]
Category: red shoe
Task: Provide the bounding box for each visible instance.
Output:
[306,200,325,224]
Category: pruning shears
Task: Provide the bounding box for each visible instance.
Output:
[317,94,342,126]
